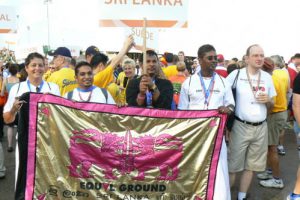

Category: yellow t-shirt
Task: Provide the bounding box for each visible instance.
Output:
[93,65,114,89]
[107,82,120,103]
[162,65,178,79]
[43,70,52,81]
[47,68,77,96]
[272,69,289,112]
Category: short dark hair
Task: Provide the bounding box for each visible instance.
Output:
[25,52,45,66]
[165,53,174,63]
[90,53,109,69]
[75,61,92,76]
[294,53,300,59]
[246,44,260,56]
[8,63,18,76]
[227,63,239,74]
[197,44,216,58]
[178,51,184,55]
[138,50,159,64]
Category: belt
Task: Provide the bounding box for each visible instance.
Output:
[234,116,266,126]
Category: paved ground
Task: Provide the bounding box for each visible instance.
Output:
[0,128,299,200]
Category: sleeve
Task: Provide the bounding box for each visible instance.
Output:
[49,83,61,96]
[126,78,141,107]
[106,91,116,105]
[268,74,277,98]
[293,74,300,94]
[177,77,191,110]
[226,69,238,87]
[153,79,173,109]
[3,84,18,113]
[93,65,114,88]
[223,78,235,107]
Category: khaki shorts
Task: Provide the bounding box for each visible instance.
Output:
[267,111,288,145]
[228,120,268,172]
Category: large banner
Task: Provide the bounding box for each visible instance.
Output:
[98,0,189,28]
[0,6,17,34]
[16,93,226,200]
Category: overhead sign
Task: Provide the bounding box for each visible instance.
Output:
[99,0,189,28]
[0,6,17,34]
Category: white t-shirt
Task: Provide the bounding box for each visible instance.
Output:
[3,81,60,113]
[64,87,115,104]
[226,68,276,122]
[178,72,235,110]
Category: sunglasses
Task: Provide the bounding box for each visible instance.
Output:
[206,56,218,61]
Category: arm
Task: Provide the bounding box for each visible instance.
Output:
[0,78,6,96]
[126,78,142,107]
[293,94,300,126]
[109,35,134,69]
[152,79,173,109]
[3,98,26,124]
[177,78,190,110]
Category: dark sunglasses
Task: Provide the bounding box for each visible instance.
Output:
[206,56,218,61]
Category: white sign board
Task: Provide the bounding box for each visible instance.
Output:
[99,0,189,28]
[0,6,17,34]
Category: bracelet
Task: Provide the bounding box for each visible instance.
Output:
[137,93,146,100]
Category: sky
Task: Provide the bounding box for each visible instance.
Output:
[1,0,300,60]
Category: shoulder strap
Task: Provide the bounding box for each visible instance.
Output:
[232,69,240,89]
[100,88,108,103]
[16,82,21,96]
[188,76,192,102]
[47,82,51,91]
[67,91,73,100]
[216,73,225,88]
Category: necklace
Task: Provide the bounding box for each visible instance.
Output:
[77,86,95,102]
[246,68,261,100]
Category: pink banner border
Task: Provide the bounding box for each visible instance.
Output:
[25,93,227,200]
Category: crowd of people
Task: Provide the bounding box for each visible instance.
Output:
[0,37,300,200]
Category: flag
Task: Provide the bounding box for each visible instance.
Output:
[16,93,226,200]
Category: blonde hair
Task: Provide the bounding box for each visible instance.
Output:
[176,61,186,72]
[122,58,136,70]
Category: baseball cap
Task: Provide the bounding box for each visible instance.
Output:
[217,54,224,62]
[85,46,100,56]
[48,47,72,58]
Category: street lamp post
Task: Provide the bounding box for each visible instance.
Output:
[44,0,52,48]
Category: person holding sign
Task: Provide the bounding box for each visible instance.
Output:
[178,44,234,200]
[126,50,173,109]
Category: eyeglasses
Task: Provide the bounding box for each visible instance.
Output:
[206,56,218,61]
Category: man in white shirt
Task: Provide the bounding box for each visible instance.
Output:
[178,44,234,200]
[226,45,276,200]
[64,61,115,104]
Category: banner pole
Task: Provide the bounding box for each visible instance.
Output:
[142,18,147,75]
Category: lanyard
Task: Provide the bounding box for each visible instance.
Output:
[146,79,155,108]
[198,71,216,109]
[246,68,261,100]
[27,80,44,92]
[77,86,96,92]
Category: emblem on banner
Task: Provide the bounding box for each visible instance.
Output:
[68,129,183,181]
